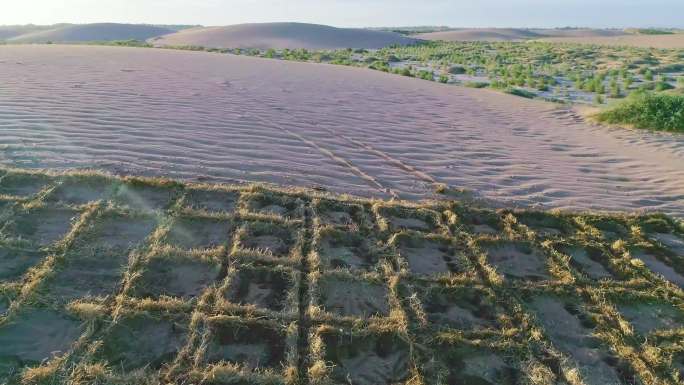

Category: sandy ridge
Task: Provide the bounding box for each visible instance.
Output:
[151,22,418,50]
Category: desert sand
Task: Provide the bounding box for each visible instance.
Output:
[150,22,418,49]
[0,45,683,217]
[416,28,624,42]
[538,34,684,49]
[6,23,175,43]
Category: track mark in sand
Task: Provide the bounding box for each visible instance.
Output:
[248,113,399,199]
[319,126,439,186]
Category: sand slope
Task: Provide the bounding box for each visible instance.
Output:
[7,23,175,43]
[538,34,684,49]
[150,22,418,49]
[417,28,625,42]
[0,45,683,217]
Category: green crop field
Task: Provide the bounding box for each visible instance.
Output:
[0,168,682,385]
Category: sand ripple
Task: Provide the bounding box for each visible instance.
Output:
[1,45,683,217]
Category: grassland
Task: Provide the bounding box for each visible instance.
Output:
[0,167,682,384]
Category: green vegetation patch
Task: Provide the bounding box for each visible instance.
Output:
[594,91,684,132]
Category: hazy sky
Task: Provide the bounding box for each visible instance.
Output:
[3,0,684,28]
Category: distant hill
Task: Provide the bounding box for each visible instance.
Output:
[416,28,625,42]
[150,22,418,49]
[5,23,176,43]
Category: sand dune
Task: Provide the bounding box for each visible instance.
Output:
[538,34,684,49]
[150,22,418,49]
[6,23,175,43]
[0,25,58,40]
[0,45,683,217]
[417,28,625,42]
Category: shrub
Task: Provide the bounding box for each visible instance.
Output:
[438,74,449,83]
[464,81,489,88]
[448,65,466,74]
[489,80,508,89]
[505,87,536,98]
[594,91,684,132]
[369,61,390,72]
[655,81,675,92]
[644,70,654,81]
[393,67,413,77]
[417,70,434,81]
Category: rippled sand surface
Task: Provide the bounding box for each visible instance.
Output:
[1,45,683,216]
